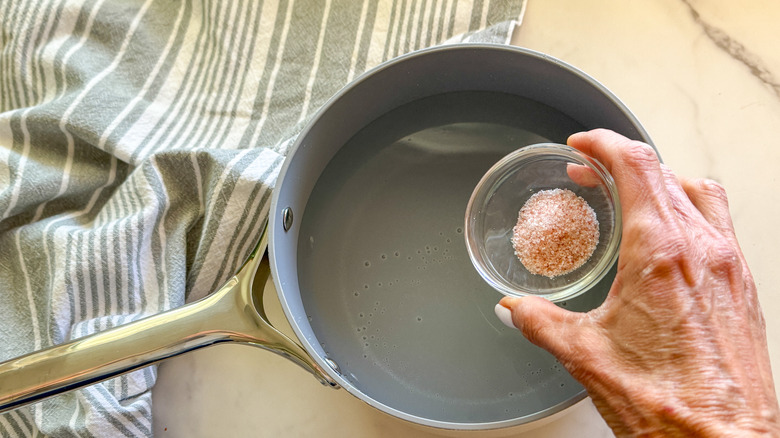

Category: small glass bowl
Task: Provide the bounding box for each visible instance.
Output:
[465,143,621,302]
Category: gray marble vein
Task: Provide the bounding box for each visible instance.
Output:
[681,0,780,99]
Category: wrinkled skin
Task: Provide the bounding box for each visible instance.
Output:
[500,129,780,437]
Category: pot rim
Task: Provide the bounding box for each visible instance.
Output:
[269,43,650,430]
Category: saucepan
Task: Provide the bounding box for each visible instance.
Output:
[0,44,653,432]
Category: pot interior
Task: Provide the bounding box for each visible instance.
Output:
[296,90,610,425]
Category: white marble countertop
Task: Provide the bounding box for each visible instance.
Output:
[153,0,780,436]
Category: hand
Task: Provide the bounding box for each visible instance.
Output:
[498,129,780,437]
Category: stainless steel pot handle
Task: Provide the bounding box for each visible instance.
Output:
[0,224,338,414]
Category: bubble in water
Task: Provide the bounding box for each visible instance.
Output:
[354,291,360,297]
[456,227,462,234]
[381,254,387,260]
[446,238,451,243]
[407,256,412,260]
[416,316,422,322]
[359,313,364,318]
[364,284,369,289]
[394,251,400,257]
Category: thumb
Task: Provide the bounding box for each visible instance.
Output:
[497,296,582,356]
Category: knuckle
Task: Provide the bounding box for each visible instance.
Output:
[619,141,659,170]
[698,178,729,203]
[710,240,738,260]
[705,240,740,273]
[641,233,690,276]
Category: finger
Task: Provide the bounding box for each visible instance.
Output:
[566,163,600,187]
[679,176,761,316]
[567,129,670,224]
[494,303,517,328]
[659,164,709,226]
[679,176,757,290]
[678,176,737,239]
[498,296,582,357]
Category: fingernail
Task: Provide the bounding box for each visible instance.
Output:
[499,297,521,308]
[494,303,517,329]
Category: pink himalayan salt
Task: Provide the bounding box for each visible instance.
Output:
[511,188,599,278]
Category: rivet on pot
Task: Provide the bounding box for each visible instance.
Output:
[325,357,341,375]
[282,207,294,232]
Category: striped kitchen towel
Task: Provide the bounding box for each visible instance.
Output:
[0,0,527,436]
